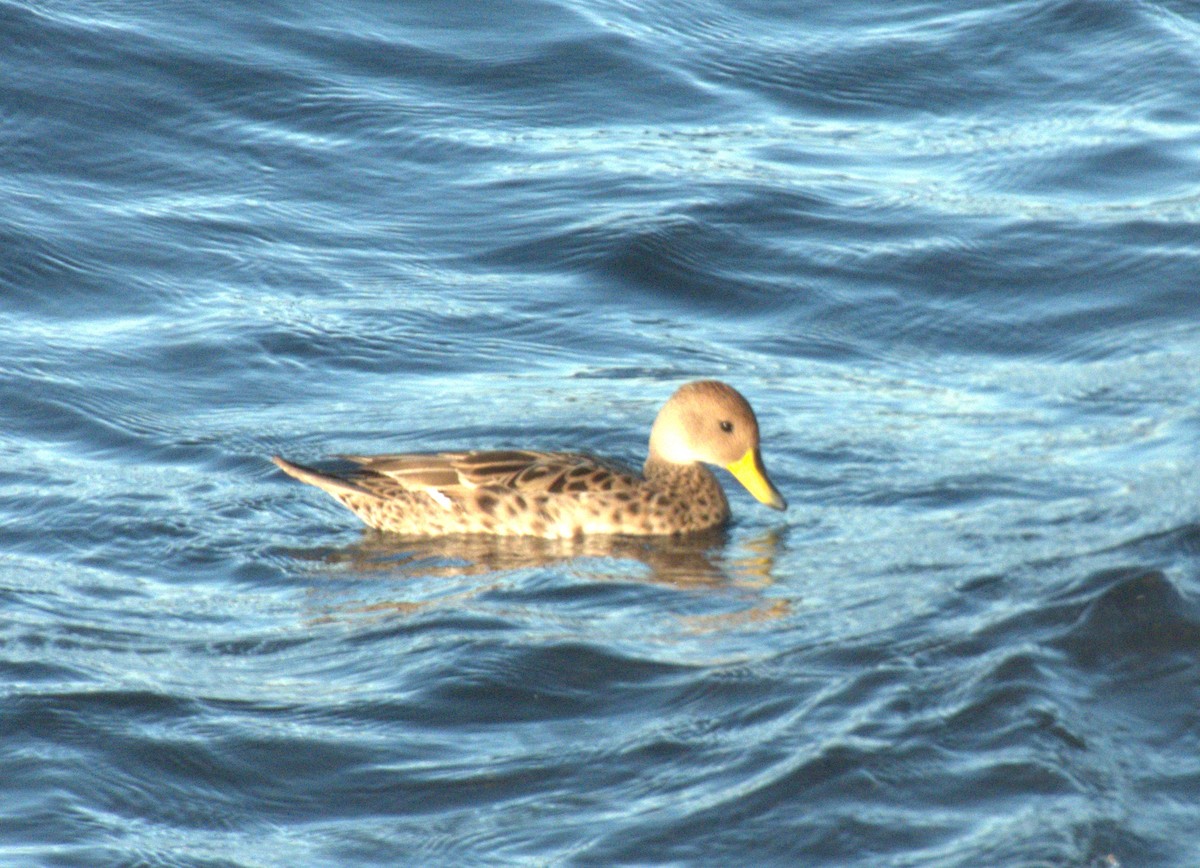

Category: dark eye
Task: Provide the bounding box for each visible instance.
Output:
[719,420,734,434]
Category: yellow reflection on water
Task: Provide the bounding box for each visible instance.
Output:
[287,526,792,628]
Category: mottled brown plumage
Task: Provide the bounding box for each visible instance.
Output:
[272,380,786,538]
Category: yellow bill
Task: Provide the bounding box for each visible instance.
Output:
[725,448,787,511]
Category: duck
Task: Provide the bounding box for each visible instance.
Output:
[272,379,786,538]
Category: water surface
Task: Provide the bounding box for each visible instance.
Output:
[2,0,1199,865]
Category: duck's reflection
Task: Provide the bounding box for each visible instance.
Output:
[297,526,785,587]
[287,526,791,627]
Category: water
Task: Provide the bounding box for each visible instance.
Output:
[2,0,1199,864]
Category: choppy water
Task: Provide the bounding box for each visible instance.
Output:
[3,0,1200,865]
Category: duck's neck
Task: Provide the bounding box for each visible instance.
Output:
[643,456,730,525]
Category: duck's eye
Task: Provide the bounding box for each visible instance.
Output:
[719,420,734,434]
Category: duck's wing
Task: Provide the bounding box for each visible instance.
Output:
[336,449,641,498]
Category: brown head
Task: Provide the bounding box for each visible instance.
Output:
[648,380,787,510]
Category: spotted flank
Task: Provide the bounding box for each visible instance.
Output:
[272,380,786,538]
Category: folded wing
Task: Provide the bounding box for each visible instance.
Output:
[334,450,640,498]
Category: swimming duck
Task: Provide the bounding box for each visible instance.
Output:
[272,379,786,538]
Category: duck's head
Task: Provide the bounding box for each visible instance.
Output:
[648,380,787,510]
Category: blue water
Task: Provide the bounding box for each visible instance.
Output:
[2,0,1199,864]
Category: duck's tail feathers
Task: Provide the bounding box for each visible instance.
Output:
[271,455,373,499]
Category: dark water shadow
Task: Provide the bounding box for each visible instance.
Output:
[1051,567,1200,667]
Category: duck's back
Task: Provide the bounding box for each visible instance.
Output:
[275,450,725,537]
